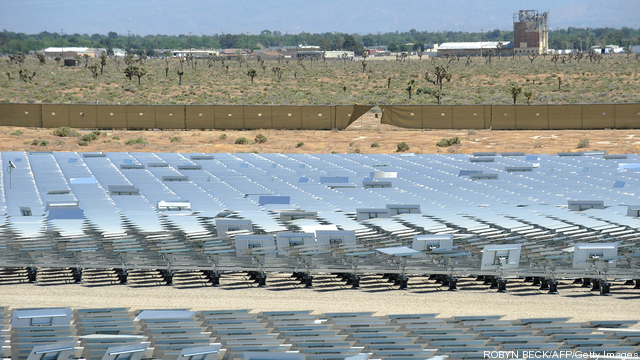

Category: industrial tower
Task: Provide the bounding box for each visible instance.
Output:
[513,10,549,55]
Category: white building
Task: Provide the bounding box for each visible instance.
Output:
[437,42,511,57]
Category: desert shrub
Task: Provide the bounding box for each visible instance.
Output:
[533,141,542,148]
[577,138,590,148]
[349,142,354,147]
[56,139,65,145]
[81,134,93,142]
[219,134,227,140]
[39,140,49,146]
[235,137,248,145]
[371,142,380,148]
[125,138,147,145]
[78,140,88,146]
[112,135,120,140]
[296,142,304,148]
[354,148,361,154]
[53,127,78,137]
[255,134,267,144]
[91,130,101,137]
[397,142,410,152]
[436,137,461,147]
[170,136,182,142]
[10,130,23,136]
[31,139,39,145]
[331,151,338,154]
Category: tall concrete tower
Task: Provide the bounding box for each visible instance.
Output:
[513,10,549,55]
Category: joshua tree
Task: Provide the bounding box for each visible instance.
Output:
[557,77,562,91]
[124,53,135,66]
[88,63,99,79]
[465,56,472,66]
[83,54,90,68]
[624,46,632,60]
[425,66,452,91]
[510,84,522,104]
[272,67,283,80]
[100,53,107,74]
[417,87,442,105]
[36,53,46,66]
[177,69,184,85]
[574,52,584,64]
[123,65,136,80]
[134,67,147,85]
[406,79,415,99]
[18,69,36,82]
[247,69,257,83]
[165,66,169,78]
[54,55,61,66]
[551,54,560,67]
[528,53,538,64]
[387,77,391,89]
[361,60,367,73]
[524,90,533,105]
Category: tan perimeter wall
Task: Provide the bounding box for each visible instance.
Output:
[1,104,639,130]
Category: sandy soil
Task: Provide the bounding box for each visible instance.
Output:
[1,274,639,324]
[2,113,639,155]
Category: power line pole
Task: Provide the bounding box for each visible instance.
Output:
[60,28,64,58]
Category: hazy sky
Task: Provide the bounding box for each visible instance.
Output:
[2,0,638,36]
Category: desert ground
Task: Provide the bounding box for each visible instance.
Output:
[2,112,640,155]
[0,274,639,324]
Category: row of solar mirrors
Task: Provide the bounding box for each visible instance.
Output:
[1,307,638,360]
[1,151,640,294]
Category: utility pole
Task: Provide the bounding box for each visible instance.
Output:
[127,30,131,51]
[480,29,484,58]
[60,28,64,58]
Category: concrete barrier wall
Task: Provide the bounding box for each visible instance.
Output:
[1,104,639,131]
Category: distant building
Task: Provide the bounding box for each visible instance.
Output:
[172,49,219,58]
[513,10,549,54]
[43,47,95,58]
[436,42,511,57]
[324,51,354,59]
[632,45,640,54]
[591,45,624,54]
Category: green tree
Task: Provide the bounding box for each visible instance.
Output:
[342,34,360,52]
[387,41,398,53]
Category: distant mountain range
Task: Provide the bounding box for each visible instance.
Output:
[1,0,638,36]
